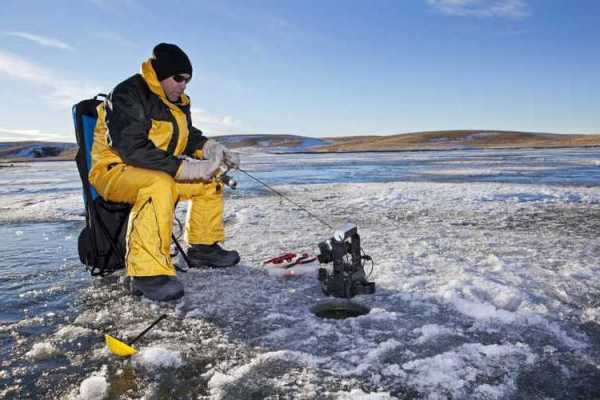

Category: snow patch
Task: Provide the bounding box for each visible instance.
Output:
[582,307,600,324]
[485,254,504,272]
[343,339,402,376]
[412,324,459,344]
[132,346,183,369]
[208,350,319,398]
[25,342,58,360]
[74,310,112,327]
[444,292,518,324]
[333,388,395,399]
[401,342,535,399]
[78,376,108,400]
[55,325,92,339]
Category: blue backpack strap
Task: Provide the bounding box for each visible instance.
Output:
[81,114,99,200]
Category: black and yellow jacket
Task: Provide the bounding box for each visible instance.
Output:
[90,59,206,178]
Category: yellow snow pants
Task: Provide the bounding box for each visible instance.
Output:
[90,164,224,277]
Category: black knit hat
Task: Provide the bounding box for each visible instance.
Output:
[151,43,193,81]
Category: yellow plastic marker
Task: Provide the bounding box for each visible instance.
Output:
[105,314,167,357]
[105,334,138,357]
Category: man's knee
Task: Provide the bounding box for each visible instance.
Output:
[144,171,177,200]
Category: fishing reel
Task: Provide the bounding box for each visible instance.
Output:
[317,223,375,298]
[215,165,237,190]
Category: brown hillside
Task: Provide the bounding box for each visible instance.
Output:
[316,130,600,152]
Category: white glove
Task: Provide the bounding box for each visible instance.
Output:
[224,151,240,169]
[175,157,220,182]
[202,139,240,169]
[202,139,225,164]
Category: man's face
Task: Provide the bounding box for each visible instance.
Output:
[160,73,191,102]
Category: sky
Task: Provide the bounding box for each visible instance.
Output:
[0,0,599,142]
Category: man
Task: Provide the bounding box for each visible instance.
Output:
[89,43,240,301]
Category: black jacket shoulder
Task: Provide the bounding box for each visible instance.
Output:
[106,74,182,176]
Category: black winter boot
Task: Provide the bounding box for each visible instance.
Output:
[130,276,184,301]
[187,243,240,268]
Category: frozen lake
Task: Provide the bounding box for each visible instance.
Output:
[1,148,600,399]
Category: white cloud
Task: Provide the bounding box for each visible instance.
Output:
[4,32,73,50]
[426,0,529,18]
[94,31,138,48]
[190,108,240,134]
[0,127,67,142]
[0,49,102,108]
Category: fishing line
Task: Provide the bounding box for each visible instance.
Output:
[234,167,375,276]
[236,167,335,230]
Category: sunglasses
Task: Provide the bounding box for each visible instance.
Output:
[173,74,191,83]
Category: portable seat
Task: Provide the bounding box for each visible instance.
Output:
[73,95,130,276]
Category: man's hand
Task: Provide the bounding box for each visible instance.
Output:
[175,157,220,182]
[203,139,241,169]
[224,151,240,169]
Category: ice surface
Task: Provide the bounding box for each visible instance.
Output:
[3,151,600,398]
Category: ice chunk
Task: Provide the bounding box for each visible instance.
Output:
[25,342,58,360]
[133,346,183,369]
[582,307,600,324]
[333,389,394,399]
[55,325,92,339]
[448,295,517,324]
[485,254,504,271]
[412,324,458,344]
[79,376,108,400]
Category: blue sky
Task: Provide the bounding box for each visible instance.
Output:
[0,0,598,142]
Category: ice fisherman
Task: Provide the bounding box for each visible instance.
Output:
[88,43,240,301]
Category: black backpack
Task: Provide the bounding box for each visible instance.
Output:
[72,95,130,276]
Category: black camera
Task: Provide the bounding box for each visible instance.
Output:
[317,223,375,298]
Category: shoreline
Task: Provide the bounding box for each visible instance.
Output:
[277,144,600,155]
[2,144,600,165]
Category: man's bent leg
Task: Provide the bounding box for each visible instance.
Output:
[91,165,178,277]
[177,180,239,267]
[177,180,224,245]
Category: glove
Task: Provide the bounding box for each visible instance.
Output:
[224,151,240,169]
[202,139,240,169]
[202,139,225,165]
[175,157,220,182]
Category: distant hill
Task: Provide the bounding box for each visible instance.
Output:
[317,130,600,152]
[212,134,330,152]
[0,135,330,163]
[0,141,77,162]
[2,131,600,163]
